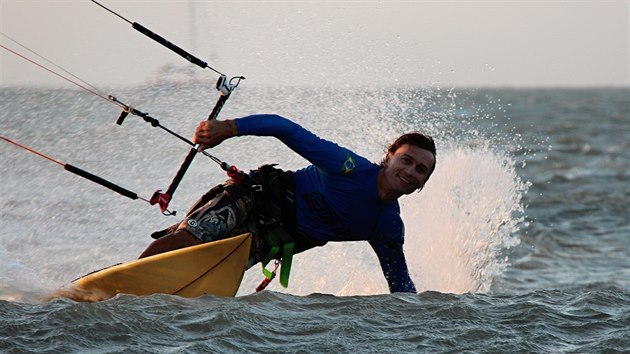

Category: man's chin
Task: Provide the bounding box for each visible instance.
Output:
[401,187,417,195]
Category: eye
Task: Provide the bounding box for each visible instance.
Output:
[416,165,429,175]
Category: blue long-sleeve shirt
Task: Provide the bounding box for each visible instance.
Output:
[236,114,416,293]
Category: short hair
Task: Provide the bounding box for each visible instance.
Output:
[381,132,437,181]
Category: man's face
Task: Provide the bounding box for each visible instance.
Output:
[381,143,435,197]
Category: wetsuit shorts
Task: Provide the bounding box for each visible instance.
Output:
[175,180,267,263]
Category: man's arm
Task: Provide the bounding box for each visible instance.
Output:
[369,240,417,293]
[193,119,238,148]
[196,114,369,174]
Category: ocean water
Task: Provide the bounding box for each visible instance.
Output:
[0,84,628,353]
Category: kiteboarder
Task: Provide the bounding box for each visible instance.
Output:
[139,114,436,293]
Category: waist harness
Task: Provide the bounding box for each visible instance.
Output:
[248,164,296,288]
[151,164,298,288]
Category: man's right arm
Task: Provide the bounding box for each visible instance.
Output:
[193,119,238,148]
[234,114,368,174]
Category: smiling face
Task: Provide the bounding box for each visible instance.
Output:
[377,143,436,202]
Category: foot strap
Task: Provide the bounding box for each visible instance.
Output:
[261,226,295,288]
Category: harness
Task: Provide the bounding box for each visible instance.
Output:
[248,164,297,289]
[151,164,298,290]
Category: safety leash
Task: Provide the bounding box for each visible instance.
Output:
[256,260,280,292]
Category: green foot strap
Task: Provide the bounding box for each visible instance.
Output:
[279,241,294,287]
[261,227,295,288]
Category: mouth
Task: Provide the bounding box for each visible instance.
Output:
[398,175,416,189]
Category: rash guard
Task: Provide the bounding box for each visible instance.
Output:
[236,114,416,293]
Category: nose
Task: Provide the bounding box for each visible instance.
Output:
[403,164,417,176]
[400,166,417,184]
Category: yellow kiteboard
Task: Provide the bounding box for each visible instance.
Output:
[56,233,252,302]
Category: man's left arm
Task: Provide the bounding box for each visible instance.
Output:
[369,240,417,293]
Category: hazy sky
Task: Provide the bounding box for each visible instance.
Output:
[1,0,628,88]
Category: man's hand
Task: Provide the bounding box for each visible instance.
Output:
[193,120,238,150]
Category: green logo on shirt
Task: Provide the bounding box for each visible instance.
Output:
[342,156,356,174]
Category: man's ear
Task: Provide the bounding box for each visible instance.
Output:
[382,153,392,167]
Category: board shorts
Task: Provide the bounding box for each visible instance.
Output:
[177,181,254,242]
[175,179,268,265]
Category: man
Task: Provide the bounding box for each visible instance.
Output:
[140,114,436,293]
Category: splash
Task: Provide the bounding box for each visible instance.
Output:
[238,86,529,296]
[0,247,57,303]
[404,144,526,294]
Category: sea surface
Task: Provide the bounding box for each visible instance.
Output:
[1,84,628,353]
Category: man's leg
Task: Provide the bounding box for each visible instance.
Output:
[138,230,202,258]
[138,182,257,259]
